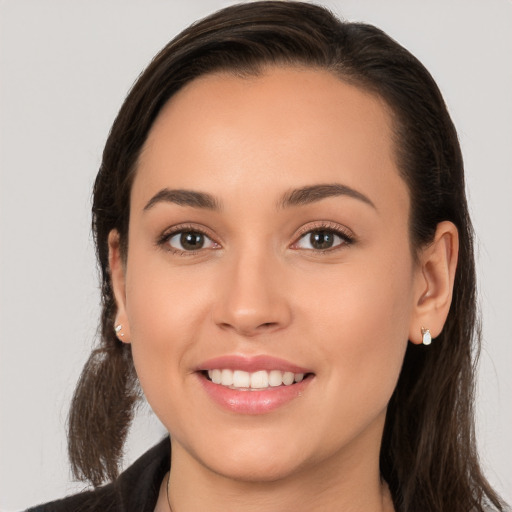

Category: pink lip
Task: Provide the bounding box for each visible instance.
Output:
[196,354,311,374]
[198,374,312,414]
[195,354,314,415]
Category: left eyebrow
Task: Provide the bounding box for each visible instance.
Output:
[278,183,376,210]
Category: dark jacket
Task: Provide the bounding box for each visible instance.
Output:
[27,437,170,512]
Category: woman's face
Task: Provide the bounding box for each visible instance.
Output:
[113,67,426,482]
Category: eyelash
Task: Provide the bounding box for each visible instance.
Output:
[157,223,218,256]
[157,221,355,256]
[293,221,355,253]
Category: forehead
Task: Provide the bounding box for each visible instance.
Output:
[133,66,407,216]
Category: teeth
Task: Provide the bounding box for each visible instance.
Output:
[233,370,250,388]
[269,370,283,387]
[211,369,222,384]
[282,372,294,386]
[250,370,269,389]
[220,369,233,386]
[207,369,307,389]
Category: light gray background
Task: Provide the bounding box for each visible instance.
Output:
[1,1,511,510]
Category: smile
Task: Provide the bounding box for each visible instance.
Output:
[196,355,314,414]
[205,369,306,390]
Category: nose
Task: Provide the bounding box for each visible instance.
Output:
[212,248,292,337]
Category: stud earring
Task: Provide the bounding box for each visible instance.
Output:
[421,327,432,346]
[115,324,124,338]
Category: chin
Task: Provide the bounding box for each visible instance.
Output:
[180,429,314,483]
[206,452,307,483]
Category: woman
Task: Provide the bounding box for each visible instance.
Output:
[26,1,508,511]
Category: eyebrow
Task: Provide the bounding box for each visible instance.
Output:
[278,183,376,210]
[143,188,221,211]
[143,182,375,213]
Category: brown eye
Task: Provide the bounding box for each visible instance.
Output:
[309,231,335,250]
[167,231,216,252]
[180,232,204,250]
[295,228,351,251]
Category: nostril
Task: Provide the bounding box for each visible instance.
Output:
[217,320,279,335]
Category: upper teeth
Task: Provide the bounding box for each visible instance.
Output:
[207,369,305,389]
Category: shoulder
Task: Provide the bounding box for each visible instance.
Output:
[26,437,170,512]
[25,485,116,512]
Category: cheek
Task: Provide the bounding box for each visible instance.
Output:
[123,253,214,398]
[125,240,215,331]
[300,253,414,410]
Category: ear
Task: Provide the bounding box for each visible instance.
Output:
[409,221,459,345]
[108,230,131,343]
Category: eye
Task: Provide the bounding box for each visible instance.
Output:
[166,230,218,252]
[294,227,353,251]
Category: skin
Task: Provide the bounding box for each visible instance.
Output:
[109,67,458,512]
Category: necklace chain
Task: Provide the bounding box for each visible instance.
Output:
[166,472,174,512]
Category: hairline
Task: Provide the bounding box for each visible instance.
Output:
[121,62,417,260]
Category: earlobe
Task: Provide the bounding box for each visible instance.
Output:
[409,221,459,345]
[108,230,131,343]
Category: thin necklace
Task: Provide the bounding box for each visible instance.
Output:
[166,472,174,512]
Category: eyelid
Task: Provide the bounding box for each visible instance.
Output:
[294,220,354,239]
[156,220,354,255]
[157,223,221,254]
[291,221,355,251]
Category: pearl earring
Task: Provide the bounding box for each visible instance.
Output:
[115,324,124,338]
[421,327,432,346]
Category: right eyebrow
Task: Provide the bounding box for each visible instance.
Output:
[143,188,221,212]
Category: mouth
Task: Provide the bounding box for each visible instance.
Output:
[196,354,315,413]
[196,356,315,414]
[201,368,313,391]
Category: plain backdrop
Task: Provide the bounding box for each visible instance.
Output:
[1,1,511,510]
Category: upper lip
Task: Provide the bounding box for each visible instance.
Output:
[196,354,312,374]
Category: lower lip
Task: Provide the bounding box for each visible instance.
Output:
[198,373,312,414]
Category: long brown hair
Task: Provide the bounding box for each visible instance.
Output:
[68,2,507,510]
